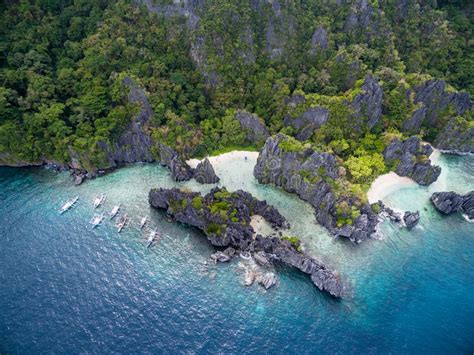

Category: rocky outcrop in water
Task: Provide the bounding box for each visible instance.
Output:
[254,134,378,243]
[235,110,269,144]
[256,272,277,289]
[403,211,420,229]
[378,200,402,223]
[156,143,194,182]
[431,191,474,220]
[377,201,420,229]
[149,186,344,297]
[403,80,472,133]
[194,158,220,184]
[352,76,383,130]
[383,136,441,185]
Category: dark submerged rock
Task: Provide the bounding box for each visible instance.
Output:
[383,136,441,185]
[194,158,220,184]
[148,187,344,297]
[431,191,474,220]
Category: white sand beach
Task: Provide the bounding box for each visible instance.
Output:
[367,145,442,203]
[250,215,274,236]
[187,151,259,169]
[367,172,417,203]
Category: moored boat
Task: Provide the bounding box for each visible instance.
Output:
[110,204,120,219]
[139,216,148,230]
[90,213,105,228]
[93,194,106,209]
[116,214,129,233]
[147,228,159,248]
[59,196,79,214]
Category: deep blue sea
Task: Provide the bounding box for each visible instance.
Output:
[0,152,473,354]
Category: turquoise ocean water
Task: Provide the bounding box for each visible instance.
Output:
[0,153,473,353]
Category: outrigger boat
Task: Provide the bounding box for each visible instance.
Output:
[110,204,120,219]
[147,228,159,248]
[93,194,106,209]
[59,196,79,214]
[90,213,105,228]
[139,216,148,230]
[116,214,129,233]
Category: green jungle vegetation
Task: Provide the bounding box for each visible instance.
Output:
[0,0,472,190]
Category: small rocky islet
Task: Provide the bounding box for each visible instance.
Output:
[430,191,474,220]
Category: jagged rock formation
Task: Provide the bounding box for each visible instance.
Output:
[434,118,474,154]
[254,134,378,243]
[383,136,441,185]
[431,191,474,220]
[234,110,269,144]
[377,201,420,230]
[378,200,402,223]
[256,272,277,289]
[156,143,194,182]
[284,107,329,142]
[403,80,472,133]
[149,186,344,297]
[352,76,383,130]
[194,158,220,184]
[403,211,420,229]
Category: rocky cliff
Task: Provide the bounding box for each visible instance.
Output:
[149,186,344,297]
[234,110,269,144]
[383,136,441,185]
[434,118,474,154]
[403,80,472,134]
[351,76,383,130]
[98,77,155,171]
[254,134,378,243]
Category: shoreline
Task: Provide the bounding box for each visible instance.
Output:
[367,173,417,204]
[367,146,442,204]
[186,150,259,169]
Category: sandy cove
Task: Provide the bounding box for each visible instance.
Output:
[367,146,442,204]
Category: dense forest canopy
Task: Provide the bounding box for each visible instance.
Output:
[0,0,472,188]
